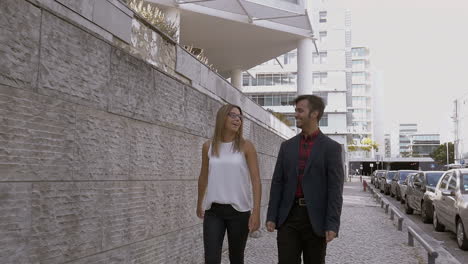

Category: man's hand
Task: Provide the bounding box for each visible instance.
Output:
[249,211,260,232]
[325,231,336,243]
[266,221,276,232]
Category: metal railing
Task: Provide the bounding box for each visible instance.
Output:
[407,226,439,264]
[367,184,440,263]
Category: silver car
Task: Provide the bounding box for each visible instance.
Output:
[432,169,468,250]
[390,170,418,202]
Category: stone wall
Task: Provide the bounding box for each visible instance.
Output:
[0,0,294,263]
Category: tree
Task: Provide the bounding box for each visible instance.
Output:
[430,142,454,165]
[347,137,379,152]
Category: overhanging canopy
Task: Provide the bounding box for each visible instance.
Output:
[146,0,315,76]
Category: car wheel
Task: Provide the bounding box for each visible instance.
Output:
[421,201,431,223]
[433,210,445,232]
[457,219,468,250]
[404,198,413,214]
[396,191,401,201]
[390,192,395,198]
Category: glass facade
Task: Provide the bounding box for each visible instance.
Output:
[243,73,297,86]
[351,47,367,57]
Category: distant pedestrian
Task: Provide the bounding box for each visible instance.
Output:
[197,104,261,264]
[266,95,344,264]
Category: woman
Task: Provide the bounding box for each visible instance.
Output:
[197,104,261,264]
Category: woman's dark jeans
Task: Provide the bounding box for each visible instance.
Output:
[203,203,250,264]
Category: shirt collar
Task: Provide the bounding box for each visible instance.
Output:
[301,128,320,141]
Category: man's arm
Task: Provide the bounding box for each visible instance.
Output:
[266,142,285,227]
[325,142,344,236]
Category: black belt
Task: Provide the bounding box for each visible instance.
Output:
[294,197,306,206]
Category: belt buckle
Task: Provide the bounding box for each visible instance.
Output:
[298,198,306,206]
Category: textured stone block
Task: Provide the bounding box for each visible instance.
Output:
[184,87,216,138]
[38,11,110,110]
[176,46,201,84]
[154,70,186,128]
[108,48,157,122]
[29,182,103,264]
[0,85,76,181]
[128,120,206,180]
[56,0,96,20]
[0,0,41,90]
[93,0,132,43]
[74,107,129,180]
[0,183,32,264]
[28,181,200,263]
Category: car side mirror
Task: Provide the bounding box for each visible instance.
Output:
[402,182,407,185]
[441,190,455,196]
[414,182,421,188]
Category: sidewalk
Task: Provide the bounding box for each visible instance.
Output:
[222,177,427,264]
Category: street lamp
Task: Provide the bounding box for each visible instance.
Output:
[446,142,449,166]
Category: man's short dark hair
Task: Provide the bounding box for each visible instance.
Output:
[294,94,325,121]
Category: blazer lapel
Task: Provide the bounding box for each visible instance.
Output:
[303,131,326,175]
[290,134,301,177]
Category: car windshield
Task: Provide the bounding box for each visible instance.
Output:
[386,172,396,180]
[399,171,415,182]
[462,174,468,193]
[426,172,444,187]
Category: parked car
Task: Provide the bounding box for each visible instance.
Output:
[390,170,418,202]
[381,171,397,195]
[377,171,388,193]
[404,171,444,223]
[372,170,386,188]
[432,169,468,250]
[400,173,417,204]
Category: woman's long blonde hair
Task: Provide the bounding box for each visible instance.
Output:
[211,104,244,157]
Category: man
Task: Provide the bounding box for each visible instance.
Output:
[266,95,344,263]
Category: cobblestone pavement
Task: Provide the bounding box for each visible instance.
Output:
[221,177,429,264]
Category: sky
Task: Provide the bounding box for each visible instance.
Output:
[322,0,468,142]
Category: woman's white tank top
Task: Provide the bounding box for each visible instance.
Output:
[203,142,252,212]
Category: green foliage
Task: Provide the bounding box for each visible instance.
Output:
[128,0,179,40]
[430,142,455,165]
[267,110,292,127]
[348,138,379,152]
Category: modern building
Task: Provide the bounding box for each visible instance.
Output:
[399,123,418,156]
[409,134,440,157]
[453,93,468,166]
[347,47,380,160]
[384,133,391,158]
[242,1,351,147]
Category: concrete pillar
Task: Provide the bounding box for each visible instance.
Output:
[297,38,314,95]
[165,7,180,42]
[231,69,243,89]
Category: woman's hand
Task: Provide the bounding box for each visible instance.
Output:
[248,210,260,232]
[196,203,204,219]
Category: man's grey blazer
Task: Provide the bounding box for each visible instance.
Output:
[266,131,344,237]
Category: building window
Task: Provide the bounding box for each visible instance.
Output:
[313,52,328,64]
[319,11,327,23]
[242,73,297,87]
[319,31,327,43]
[352,47,367,57]
[248,93,297,107]
[352,97,367,108]
[352,84,366,96]
[314,91,328,105]
[313,72,327,85]
[283,52,297,65]
[319,113,328,127]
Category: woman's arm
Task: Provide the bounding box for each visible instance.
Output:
[196,141,210,219]
[245,140,261,232]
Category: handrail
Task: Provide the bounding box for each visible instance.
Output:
[407,226,439,264]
